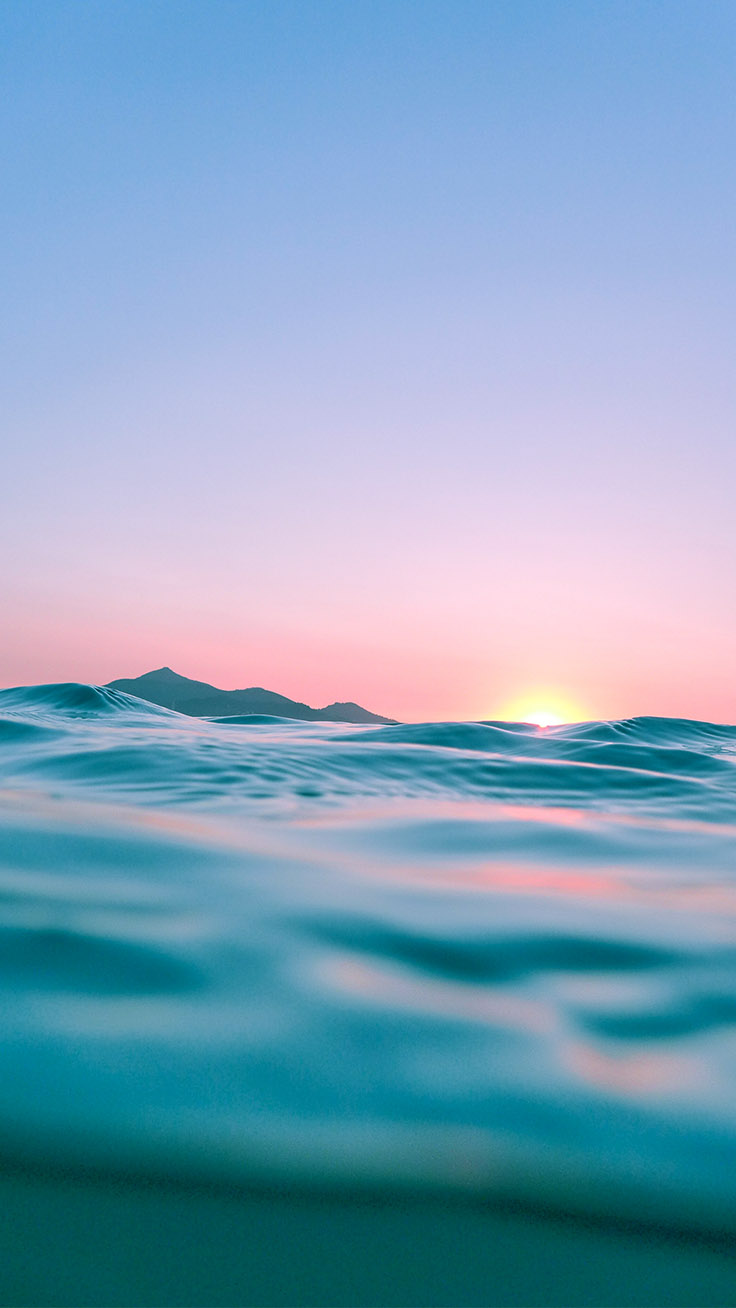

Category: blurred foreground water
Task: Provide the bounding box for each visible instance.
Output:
[1,683,736,1306]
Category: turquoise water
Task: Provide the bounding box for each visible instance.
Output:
[1,684,736,1303]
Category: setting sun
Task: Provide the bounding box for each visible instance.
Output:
[525,710,564,728]
[494,690,588,728]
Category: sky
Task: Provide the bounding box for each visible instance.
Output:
[2,0,735,723]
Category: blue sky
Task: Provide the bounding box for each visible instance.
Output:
[3,1,735,720]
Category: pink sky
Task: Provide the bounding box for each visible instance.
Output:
[3,3,735,725]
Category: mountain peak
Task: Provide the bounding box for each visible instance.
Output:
[105,670,396,725]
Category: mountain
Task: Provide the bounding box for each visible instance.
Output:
[105,668,396,724]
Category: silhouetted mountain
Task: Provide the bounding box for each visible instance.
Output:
[106,668,396,724]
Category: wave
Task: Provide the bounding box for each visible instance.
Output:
[208,713,316,726]
[1,687,735,823]
[1,683,736,1282]
[0,682,178,719]
[343,713,736,752]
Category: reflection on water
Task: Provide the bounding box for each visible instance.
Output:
[0,682,735,1262]
[567,1042,691,1097]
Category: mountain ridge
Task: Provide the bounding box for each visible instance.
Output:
[105,667,397,724]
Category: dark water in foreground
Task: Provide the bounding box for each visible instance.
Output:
[1,683,736,1304]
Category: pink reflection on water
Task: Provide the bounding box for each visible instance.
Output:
[447,862,628,899]
[568,1041,694,1098]
[417,860,736,916]
[297,797,736,839]
[324,951,549,1033]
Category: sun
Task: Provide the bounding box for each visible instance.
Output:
[493,689,587,728]
[525,709,564,728]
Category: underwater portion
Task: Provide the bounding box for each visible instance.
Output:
[1,683,736,1304]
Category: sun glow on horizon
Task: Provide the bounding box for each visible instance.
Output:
[494,689,588,728]
[525,709,564,728]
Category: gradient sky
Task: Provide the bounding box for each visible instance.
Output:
[3,0,735,722]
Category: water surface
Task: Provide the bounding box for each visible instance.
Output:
[1,684,735,1303]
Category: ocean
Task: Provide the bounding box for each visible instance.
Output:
[0,682,735,1306]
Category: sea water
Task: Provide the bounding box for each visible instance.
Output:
[1,683,735,1306]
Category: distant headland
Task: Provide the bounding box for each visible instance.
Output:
[106,667,397,725]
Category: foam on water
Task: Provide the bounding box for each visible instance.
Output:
[1,683,736,1297]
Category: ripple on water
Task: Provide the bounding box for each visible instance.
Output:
[0,686,735,1250]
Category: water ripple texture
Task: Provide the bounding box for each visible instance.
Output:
[0,683,736,1251]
